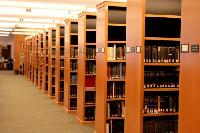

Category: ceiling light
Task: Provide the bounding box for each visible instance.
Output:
[14,29,43,32]
[0,22,54,29]
[0,28,12,31]
[86,8,97,12]
[11,32,32,35]
[0,31,10,34]
[0,7,75,19]
[0,1,86,10]
[0,34,9,36]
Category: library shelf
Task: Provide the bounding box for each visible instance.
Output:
[144,63,180,66]
[145,14,181,19]
[64,19,78,113]
[95,1,127,133]
[55,24,65,105]
[145,37,181,41]
[107,117,125,120]
[144,88,179,92]
[48,28,56,99]
[77,11,97,124]
[143,112,179,117]
[126,0,181,132]
[38,33,44,90]
[42,31,49,94]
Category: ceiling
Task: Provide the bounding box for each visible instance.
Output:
[0,0,126,36]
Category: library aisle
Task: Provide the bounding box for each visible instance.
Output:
[0,71,94,133]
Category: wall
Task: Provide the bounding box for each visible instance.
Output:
[0,35,14,59]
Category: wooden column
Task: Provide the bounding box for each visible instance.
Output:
[180,0,200,132]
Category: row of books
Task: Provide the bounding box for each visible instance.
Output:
[52,48,56,57]
[60,48,64,56]
[107,82,125,99]
[145,46,180,63]
[107,63,126,79]
[52,40,56,47]
[144,71,179,88]
[144,95,178,114]
[60,27,65,37]
[60,81,64,91]
[52,59,56,66]
[70,86,77,97]
[85,76,96,87]
[106,120,124,133]
[52,77,55,85]
[52,68,55,75]
[70,75,77,84]
[107,101,125,118]
[59,92,64,102]
[85,107,95,121]
[70,61,77,71]
[60,70,64,79]
[86,62,96,74]
[70,47,78,58]
[107,44,126,60]
[60,39,64,47]
[144,119,178,133]
[60,59,64,68]
[70,99,77,110]
[85,92,96,105]
[51,87,55,96]
[86,47,96,59]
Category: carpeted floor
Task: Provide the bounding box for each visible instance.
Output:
[0,71,94,133]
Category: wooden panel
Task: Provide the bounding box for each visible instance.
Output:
[125,0,145,133]
[179,0,200,132]
[55,25,61,103]
[42,32,47,93]
[95,6,107,133]
[13,35,25,71]
[64,21,71,109]
[77,14,86,121]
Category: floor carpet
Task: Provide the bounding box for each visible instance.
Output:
[0,71,94,133]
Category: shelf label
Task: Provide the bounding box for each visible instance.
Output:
[131,47,135,53]
[181,44,189,53]
[191,44,199,53]
[101,47,105,53]
[96,48,98,53]
[81,48,84,53]
[126,46,131,53]
[136,46,141,53]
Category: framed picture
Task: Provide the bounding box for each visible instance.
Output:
[181,44,189,53]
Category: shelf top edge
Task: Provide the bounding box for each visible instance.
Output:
[145,37,180,41]
[78,11,96,18]
[97,1,127,9]
[145,14,181,19]
[64,19,78,23]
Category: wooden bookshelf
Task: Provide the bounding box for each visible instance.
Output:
[179,0,200,132]
[77,12,96,123]
[42,31,49,94]
[126,0,181,132]
[64,19,78,112]
[95,2,127,133]
[24,37,29,78]
[48,28,56,99]
[32,36,36,83]
[38,33,43,89]
[32,36,36,84]
[55,24,65,105]
[34,35,39,87]
[13,35,25,73]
